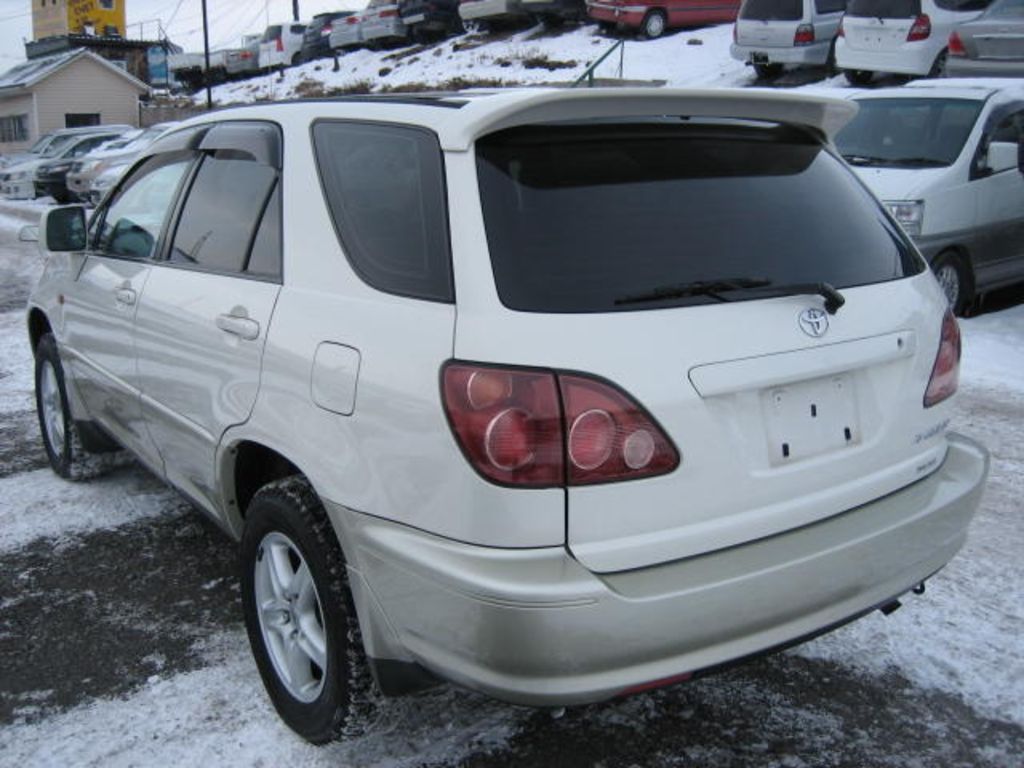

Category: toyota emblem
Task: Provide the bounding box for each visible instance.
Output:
[798,308,829,338]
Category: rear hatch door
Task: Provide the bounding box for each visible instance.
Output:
[736,0,804,47]
[463,118,947,573]
[843,0,919,51]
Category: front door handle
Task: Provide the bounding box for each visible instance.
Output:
[115,287,136,306]
[216,313,260,341]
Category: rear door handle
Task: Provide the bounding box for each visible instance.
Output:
[216,313,260,341]
[115,287,136,306]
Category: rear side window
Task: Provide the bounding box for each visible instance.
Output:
[740,0,803,21]
[313,122,453,303]
[169,152,278,274]
[846,0,919,16]
[476,122,921,313]
[934,0,992,9]
[815,0,846,13]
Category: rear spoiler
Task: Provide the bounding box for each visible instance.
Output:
[436,88,858,151]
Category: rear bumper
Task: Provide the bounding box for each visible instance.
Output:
[731,41,831,66]
[459,0,525,20]
[835,38,936,75]
[586,3,645,26]
[331,432,987,706]
[944,57,1024,78]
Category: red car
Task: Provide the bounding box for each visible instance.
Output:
[587,0,740,37]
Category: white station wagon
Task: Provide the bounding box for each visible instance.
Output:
[26,89,988,743]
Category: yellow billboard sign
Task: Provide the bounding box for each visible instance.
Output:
[33,0,127,41]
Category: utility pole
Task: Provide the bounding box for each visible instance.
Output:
[201,0,212,110]
[292,1,300,21]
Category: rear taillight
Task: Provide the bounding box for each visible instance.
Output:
[321,23,333,35]
[275,36,284,52]
[948,30,966,56]
[346,15,359,24]
[924,309,960,408]
[793,24,815,46]
[560,374,678,484]
[907,14,931,42]
[441,363,679,488]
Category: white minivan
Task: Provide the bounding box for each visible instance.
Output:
[835,80,1024,313]
[835,0,994,84]
[258,21,308,69]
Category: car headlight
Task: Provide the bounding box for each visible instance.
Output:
[884,200,924,237]
[42,162,72,175]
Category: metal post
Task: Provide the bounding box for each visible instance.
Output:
[201,0,212,110]
[293,0,300,21]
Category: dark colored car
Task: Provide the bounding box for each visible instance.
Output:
[947,0,1024,77]
[34,132,125,203]
[300,12,355,62]
[400,0,464,39]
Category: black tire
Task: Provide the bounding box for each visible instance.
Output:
[928,49,948,78]
[240,476,374,744]
[598,20,616,34]
[34,333,113,481]
[843,68,873,86]
[753,62,783,80]
[640,10,667,39]
[931,251,973,316]
[825,39,837,76]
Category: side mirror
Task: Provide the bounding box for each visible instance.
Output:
[40,205,87,252]
[986,141,1018,175]
[18,224,39,242]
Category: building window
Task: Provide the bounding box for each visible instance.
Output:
[99,0,115,8]
[0,115,29,143]
[65,113,101,128]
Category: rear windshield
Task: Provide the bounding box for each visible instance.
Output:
[836,98,983,169]
[261,25,282,42]
[987,0,1024,17]
[740,0,803,21]
[476,122,921,313]
[846,0,919,16]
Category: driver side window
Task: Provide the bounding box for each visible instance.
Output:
[94,153,194,260]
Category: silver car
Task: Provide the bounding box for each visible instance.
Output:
[946,0,1024,76]
[731,0,847,78]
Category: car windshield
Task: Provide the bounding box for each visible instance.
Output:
[836,98,983,169]
[740,0,804,21]
[476,121,920,313]
[41,134,78,158]
[846,0,920,16]
[29,134,54,153]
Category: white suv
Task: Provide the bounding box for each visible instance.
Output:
[27,90,988,743]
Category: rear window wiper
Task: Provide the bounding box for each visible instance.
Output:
[885,157,948,168]
[615,279,846,314]
[614,277,772,306]
[843,154,891,167]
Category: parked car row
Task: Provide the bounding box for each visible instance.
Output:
[0,122,177,205]
[731,0,1023,81]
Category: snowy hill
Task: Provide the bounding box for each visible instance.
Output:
[200,23,832,106]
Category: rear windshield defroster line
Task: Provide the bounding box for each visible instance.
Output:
[475,122,922,314]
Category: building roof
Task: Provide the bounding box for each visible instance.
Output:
[0,48,150,98]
